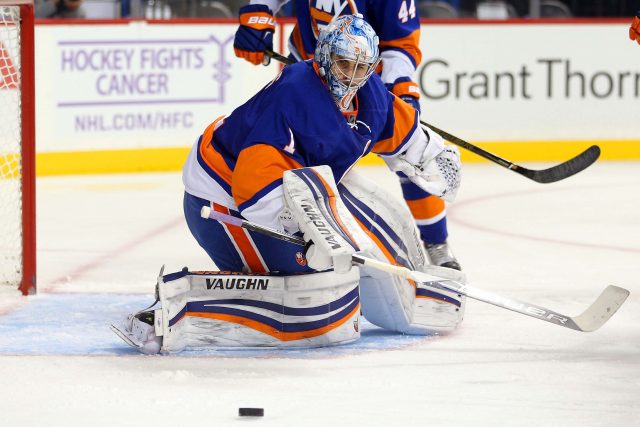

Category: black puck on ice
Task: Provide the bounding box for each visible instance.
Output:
[239,407,264,417]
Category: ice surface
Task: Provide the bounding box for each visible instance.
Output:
[0,163,638,426]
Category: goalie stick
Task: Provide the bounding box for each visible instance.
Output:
[200,206,629,332]
[263,50,601,184]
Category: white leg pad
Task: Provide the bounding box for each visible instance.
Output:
[156,268,361,352]
[341,171,466,334]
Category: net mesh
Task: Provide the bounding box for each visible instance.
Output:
[0,5,23,287]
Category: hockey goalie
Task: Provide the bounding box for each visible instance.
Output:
[112,15,465,354]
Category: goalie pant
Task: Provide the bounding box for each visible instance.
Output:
[183,169,465,347]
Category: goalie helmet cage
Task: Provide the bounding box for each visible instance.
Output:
[0,0,35,295]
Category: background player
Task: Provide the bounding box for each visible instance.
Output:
[631,12,640,45]
[233,0,461,270]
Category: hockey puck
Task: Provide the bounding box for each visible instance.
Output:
[239,408,264,417]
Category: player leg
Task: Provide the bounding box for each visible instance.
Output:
[397,172,461,270]
[339,170,465,335]
[183,192,313,273]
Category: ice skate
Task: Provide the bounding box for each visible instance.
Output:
[425,241,461,271]
[111,311,162,355]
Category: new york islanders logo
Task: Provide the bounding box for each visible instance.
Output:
[309,0,359,39]
[295,251,307,266]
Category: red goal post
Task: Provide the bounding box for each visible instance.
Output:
[0,0,35,295]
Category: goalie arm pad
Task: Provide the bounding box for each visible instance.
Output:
[283,166,371,274]
[382,126,462,203]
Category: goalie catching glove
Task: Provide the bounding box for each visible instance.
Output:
[283,166,371,273]
[383,126,461,202]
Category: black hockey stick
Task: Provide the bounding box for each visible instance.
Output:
[263,50,601,184]
[200,206,629,332]
[422,123,601,184]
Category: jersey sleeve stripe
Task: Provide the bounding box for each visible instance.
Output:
[373,97,418,155]
[232,144,303,209]
[198,117,233,186]
[379,29,422,68]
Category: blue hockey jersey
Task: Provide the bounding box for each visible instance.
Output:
[290,0,421,68]
[182,60,421,230]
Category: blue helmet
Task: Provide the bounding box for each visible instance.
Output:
[314,14,380,111]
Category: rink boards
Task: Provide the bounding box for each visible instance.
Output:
[29,18,640,175]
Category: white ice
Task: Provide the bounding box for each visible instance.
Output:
[0,162,638,426]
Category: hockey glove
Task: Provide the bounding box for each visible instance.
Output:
[631,13,640,45]
[234,4,275,65]
[302,234,353,273]
[386,77,421,113]
[384,127,462,203]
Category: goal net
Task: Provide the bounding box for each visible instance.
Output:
[0,0,35,295]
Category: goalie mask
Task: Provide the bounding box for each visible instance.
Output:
[314,14,380,111]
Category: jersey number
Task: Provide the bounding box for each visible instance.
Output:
[398,0,416,23]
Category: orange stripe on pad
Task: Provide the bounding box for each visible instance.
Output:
[352,216,416,289]
[186,302,359,341]
[309,168,359,250]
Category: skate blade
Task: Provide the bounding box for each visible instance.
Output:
[110,324,143,349]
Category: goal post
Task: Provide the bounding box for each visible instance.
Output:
[0,0,35,295]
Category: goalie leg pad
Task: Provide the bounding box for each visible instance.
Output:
[157,268,361,352]
[339,171,465,334]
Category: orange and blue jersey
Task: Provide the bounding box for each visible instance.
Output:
[289,0,422,71]
[182,60,423,273]
[184,60,418,229]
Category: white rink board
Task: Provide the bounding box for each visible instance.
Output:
[416,23,639,141]
[35,22,280,152]
[33,21,638,154]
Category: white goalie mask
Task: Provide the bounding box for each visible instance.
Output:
[314,14,380,111]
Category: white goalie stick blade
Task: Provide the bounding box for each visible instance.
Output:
[411,274,630,332]
[110,324,144,350]
[200,207,631,333]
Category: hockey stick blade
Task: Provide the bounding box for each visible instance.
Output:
[423,122,601,184]
[201,207,630,332]
[515,145,601,184]
[408,270,629,332]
